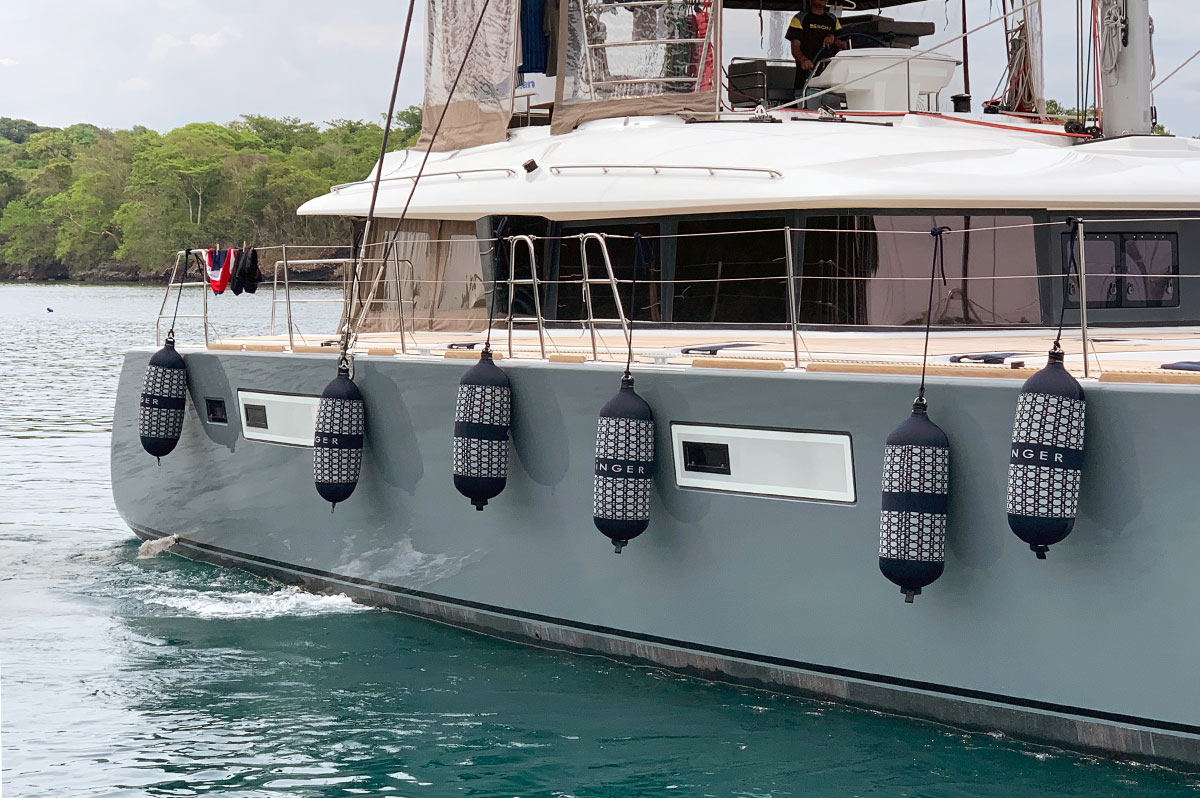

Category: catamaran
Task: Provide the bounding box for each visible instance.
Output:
[112,0,1200,767]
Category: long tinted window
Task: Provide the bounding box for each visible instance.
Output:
[803,215,1040,325]
[673,217,788,324]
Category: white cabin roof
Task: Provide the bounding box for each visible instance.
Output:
[297,112,1200,221]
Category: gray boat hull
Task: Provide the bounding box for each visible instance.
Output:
[111,349,1200,767]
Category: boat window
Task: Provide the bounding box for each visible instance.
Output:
[673,217,787,324]
[554,223,661,323]
[438,235,488,312]
[1124,235,1178,308]
[1062,233,1178,309]
[491,216,552,323]
[803,215,1040,325]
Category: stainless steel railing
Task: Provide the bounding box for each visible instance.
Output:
[154,220,1109,374]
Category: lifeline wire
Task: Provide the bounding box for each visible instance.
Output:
[918,227,951,404]
[340,0,419,364]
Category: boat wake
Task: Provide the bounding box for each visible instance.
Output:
[132,584,369,620]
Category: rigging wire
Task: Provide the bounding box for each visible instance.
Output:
[351,0,498,355]
[1153,46,1200,91]
[340,0,419,367]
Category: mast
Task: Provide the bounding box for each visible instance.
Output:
[1099,0,1154,136]
[960,0,970,96]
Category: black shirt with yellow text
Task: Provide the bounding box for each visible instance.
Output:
[785,11,841,89]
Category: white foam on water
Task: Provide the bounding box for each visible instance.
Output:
[137,585,369,619]
[136,535,179,559]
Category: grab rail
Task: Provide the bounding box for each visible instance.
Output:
[330,168,517,193]
[548,164,782,179]
[506,235,547,359]
[579,233,631,361]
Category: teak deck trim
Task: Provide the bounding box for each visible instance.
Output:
[805,361,1036,379]
[690,357,789,371]
[1098,369,1200,385]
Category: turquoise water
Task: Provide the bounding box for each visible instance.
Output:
[2,283,1198,796]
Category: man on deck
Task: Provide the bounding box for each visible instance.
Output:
[786,0,849,104]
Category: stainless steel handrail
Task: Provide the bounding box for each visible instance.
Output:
[1076,220,1093,378]
[579,233,631,361]
[506,235,547,359]
[592,77,699,85]
[588,39,705,49]
[548,164,782,179]
[330,168,517,193]
[155,250,211,347]
[784,225,800,368]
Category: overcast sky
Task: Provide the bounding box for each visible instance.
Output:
[1,0,1197,135]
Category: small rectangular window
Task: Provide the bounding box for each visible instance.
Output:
[244,404,269,429]
[205,398,228,424]
[682,441,732,475]
[1062,233,1178,309]
[1123,234,1179,308]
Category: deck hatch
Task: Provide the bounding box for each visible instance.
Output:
[671,423,856,503]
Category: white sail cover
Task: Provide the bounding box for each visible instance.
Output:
[419,0,520,152]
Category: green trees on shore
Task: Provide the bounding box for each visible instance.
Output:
[0,111,421,278]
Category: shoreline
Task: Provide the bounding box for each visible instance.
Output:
[0,258,342,285]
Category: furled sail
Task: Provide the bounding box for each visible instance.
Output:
[419,0,520,152]
[552,0,719,134]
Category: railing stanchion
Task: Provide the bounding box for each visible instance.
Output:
[282,244,295,351]
[784,226,801,368]
[579,233,630,362]
[270,258,278,335]
[201,255,210,348]
[580,237,599,361]
[1076,220,1091,378]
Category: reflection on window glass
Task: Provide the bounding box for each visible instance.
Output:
[1063,235,1119,309]
[1062,233,1178,309]
[561,0,714,105]
[1124,235,1178,308]
[438,236,487,312]
[554,224,660,322]
[673,218,787,324]
[803,215,1039,325]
